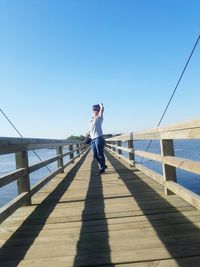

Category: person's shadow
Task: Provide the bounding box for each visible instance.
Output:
[73,158,114,266]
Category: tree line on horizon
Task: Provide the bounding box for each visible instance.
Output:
[67,135,85,141]
[67,133,113,141]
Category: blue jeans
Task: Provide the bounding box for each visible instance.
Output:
[91,136,105,171]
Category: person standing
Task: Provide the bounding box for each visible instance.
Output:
[89,103,107,174]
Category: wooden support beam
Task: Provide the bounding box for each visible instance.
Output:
[56,146,64,173]
[15,151,31,205]
[117,141,122,155]
[160,139,177,195]
[69,144,74,163]
[128,133,135,166]
[76,144,80,156]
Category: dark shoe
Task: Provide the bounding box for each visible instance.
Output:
[99,169,105,174]
[96,169,105,175]
[105,165,108,170]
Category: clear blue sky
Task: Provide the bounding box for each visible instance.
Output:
[0,0,200,138]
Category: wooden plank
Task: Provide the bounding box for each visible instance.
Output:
[0,192,29,223]
[109,257,200,267]
[105,134,131,142]
[56,147,64,172]
[69,145,74,162]
[0,137,83,155]
[62,151,71,157]
[107,144,134,154]
[128,135,135,164]
[157,118,200,133]
[1,149,200,267]
[106,148,134,166]
[133,119,200,140]
[29,155,60,173]
[160,139,176,195]
[135,163,164,185]
[0,148,89,224]
[135,150,162,162]
[30,168,62,196]
[29,152,83,173]
[164,155,200,175]
[1,226,200,257]
[165,181,200,211]
[106,119,200,141]
[161,128,200,139]
[63,154,80,168]
[15,151,31,205]
[1,211,200,244]
[131,132,160,140]
[106,147,163,185]
[1,255,200,267]
[1,240,200,265]
[0,168,26,188]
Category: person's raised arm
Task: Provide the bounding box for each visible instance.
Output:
[99,103,104,117]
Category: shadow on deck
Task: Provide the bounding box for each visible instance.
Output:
[1,150,200,266]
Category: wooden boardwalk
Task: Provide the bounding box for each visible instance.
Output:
[1,149,200,266]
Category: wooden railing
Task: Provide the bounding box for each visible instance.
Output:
[105,119,200,211]
[0,137,88,223]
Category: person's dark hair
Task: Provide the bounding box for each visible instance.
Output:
[92,104,100,111]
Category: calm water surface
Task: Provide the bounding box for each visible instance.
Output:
[0,147,70,208]
[1,141,200,208]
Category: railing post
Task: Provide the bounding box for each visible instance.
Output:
[69,144,74,162]
[105,140,109,150]
[15,151,31,205]
[112,141,116,152]
[76,144,80,156]
[117,140,122,157]
[80,144,83,154]
[128,133,135,166]
[81,144,85,154]
[56,146,64,173]
[160,139,177,195]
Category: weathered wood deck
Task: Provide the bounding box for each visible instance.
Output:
[1,149,200,266]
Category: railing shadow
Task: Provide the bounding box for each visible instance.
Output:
[73,158,113,266]
[0,150,90,265]
[105,150,200,266]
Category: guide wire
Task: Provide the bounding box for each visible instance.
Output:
[140,34,200,163]
[0,108,52,173]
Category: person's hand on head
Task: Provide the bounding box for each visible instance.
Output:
[99,103,104,116]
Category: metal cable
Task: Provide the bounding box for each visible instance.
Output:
[0,108,52,173]
[140,34,200,163]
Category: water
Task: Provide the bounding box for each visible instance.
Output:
[0,147,70,208]
[1,141,200,208]
[120,140,200,195]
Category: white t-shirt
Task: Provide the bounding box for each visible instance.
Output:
[90,116,103,139]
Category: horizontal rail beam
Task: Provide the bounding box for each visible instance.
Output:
[106,119,200,142]
[0,192,29,224]
[0,148,83,189]
[135,163,164,185]
[106,148,163,186]
[29,155,60,173]
[163,156,200,175]
[30,167,62,196]
[63,154,80,168]
[106,147,134,166]
[165,181,200,211]
[106,143,134,153]
[135,150,162,162]
[0,137,84,155]
[0,168,26,188]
